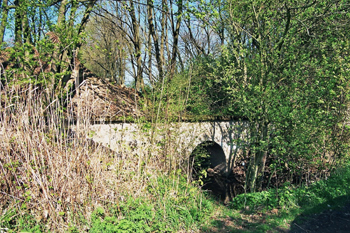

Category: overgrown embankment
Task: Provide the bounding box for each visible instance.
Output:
[1,78,350,232]
[0,80,214,232]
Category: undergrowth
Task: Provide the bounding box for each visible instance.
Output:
[0,76,214,232]
[89,174,213,232]
[1,74,349,232]
[193,162,350,233]
[230,162,350,212]
[0,173,214,232]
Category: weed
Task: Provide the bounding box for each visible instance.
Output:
[231,163,350,212]
[89,174,214,232]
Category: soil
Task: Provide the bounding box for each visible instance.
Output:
[289,201,350,233]
[199,156,350,233]
[202,200,350,233]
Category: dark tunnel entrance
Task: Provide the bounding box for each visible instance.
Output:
[190,141,228,200]
[189,141,245,203]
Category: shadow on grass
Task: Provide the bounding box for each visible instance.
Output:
[201,215,290,233]
[200,195,350,233]
[200,202,294,233]
[289,195,350,233]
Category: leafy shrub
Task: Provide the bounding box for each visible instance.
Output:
[230,162,350,211]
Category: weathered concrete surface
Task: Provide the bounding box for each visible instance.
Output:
[65,75,249,172]
[85,121,249,171]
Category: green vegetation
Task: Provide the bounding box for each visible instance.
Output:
[2,161,350,232]
[1,0,350,232]
[184,0,350,192]
[89,175,213,232]
[232,163,350,211]
[221,162,350,232]
[0,171,214,232]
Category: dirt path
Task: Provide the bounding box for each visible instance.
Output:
[201,200,350,233]
[289,202,350,233]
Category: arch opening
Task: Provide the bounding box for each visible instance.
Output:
[189,141,227,200]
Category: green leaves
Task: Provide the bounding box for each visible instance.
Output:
[185,0,350,191]
[89,175,213,232]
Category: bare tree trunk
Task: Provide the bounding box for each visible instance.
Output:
[185,18,205,55]
[77,0,97,35]
[169,0,182,82]
[52,0,68,74]
[160,0,167,77]
[60,0,97,90]
[129,0,144,92]
[246,121,269,192]
[0,0,11,45]
[147,0,164,81]
[14,0,22,45]
[147,27,153,85]
[68,0,78,37]
[22,7,31,44]
[57,0,68,29]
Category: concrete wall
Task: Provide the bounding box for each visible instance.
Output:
[83,121,249,171]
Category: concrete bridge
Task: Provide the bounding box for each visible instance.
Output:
[85,120,249,174]
[69,76,249,185]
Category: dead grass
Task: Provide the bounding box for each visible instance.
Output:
[0,76,173,231]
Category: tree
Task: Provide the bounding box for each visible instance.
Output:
[81,12,129,85]
[0,0,99,92]
[189,0,350,191]
[0,0,13,45]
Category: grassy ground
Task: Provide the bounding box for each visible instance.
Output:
[203,162,350,233]
[1,162,350,232]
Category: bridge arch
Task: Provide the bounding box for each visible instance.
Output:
[189,141,230,201]
[189,141,227,179]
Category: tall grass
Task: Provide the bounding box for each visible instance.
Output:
[0,73,208,232]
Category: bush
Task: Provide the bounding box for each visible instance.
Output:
[230,162,350,211]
